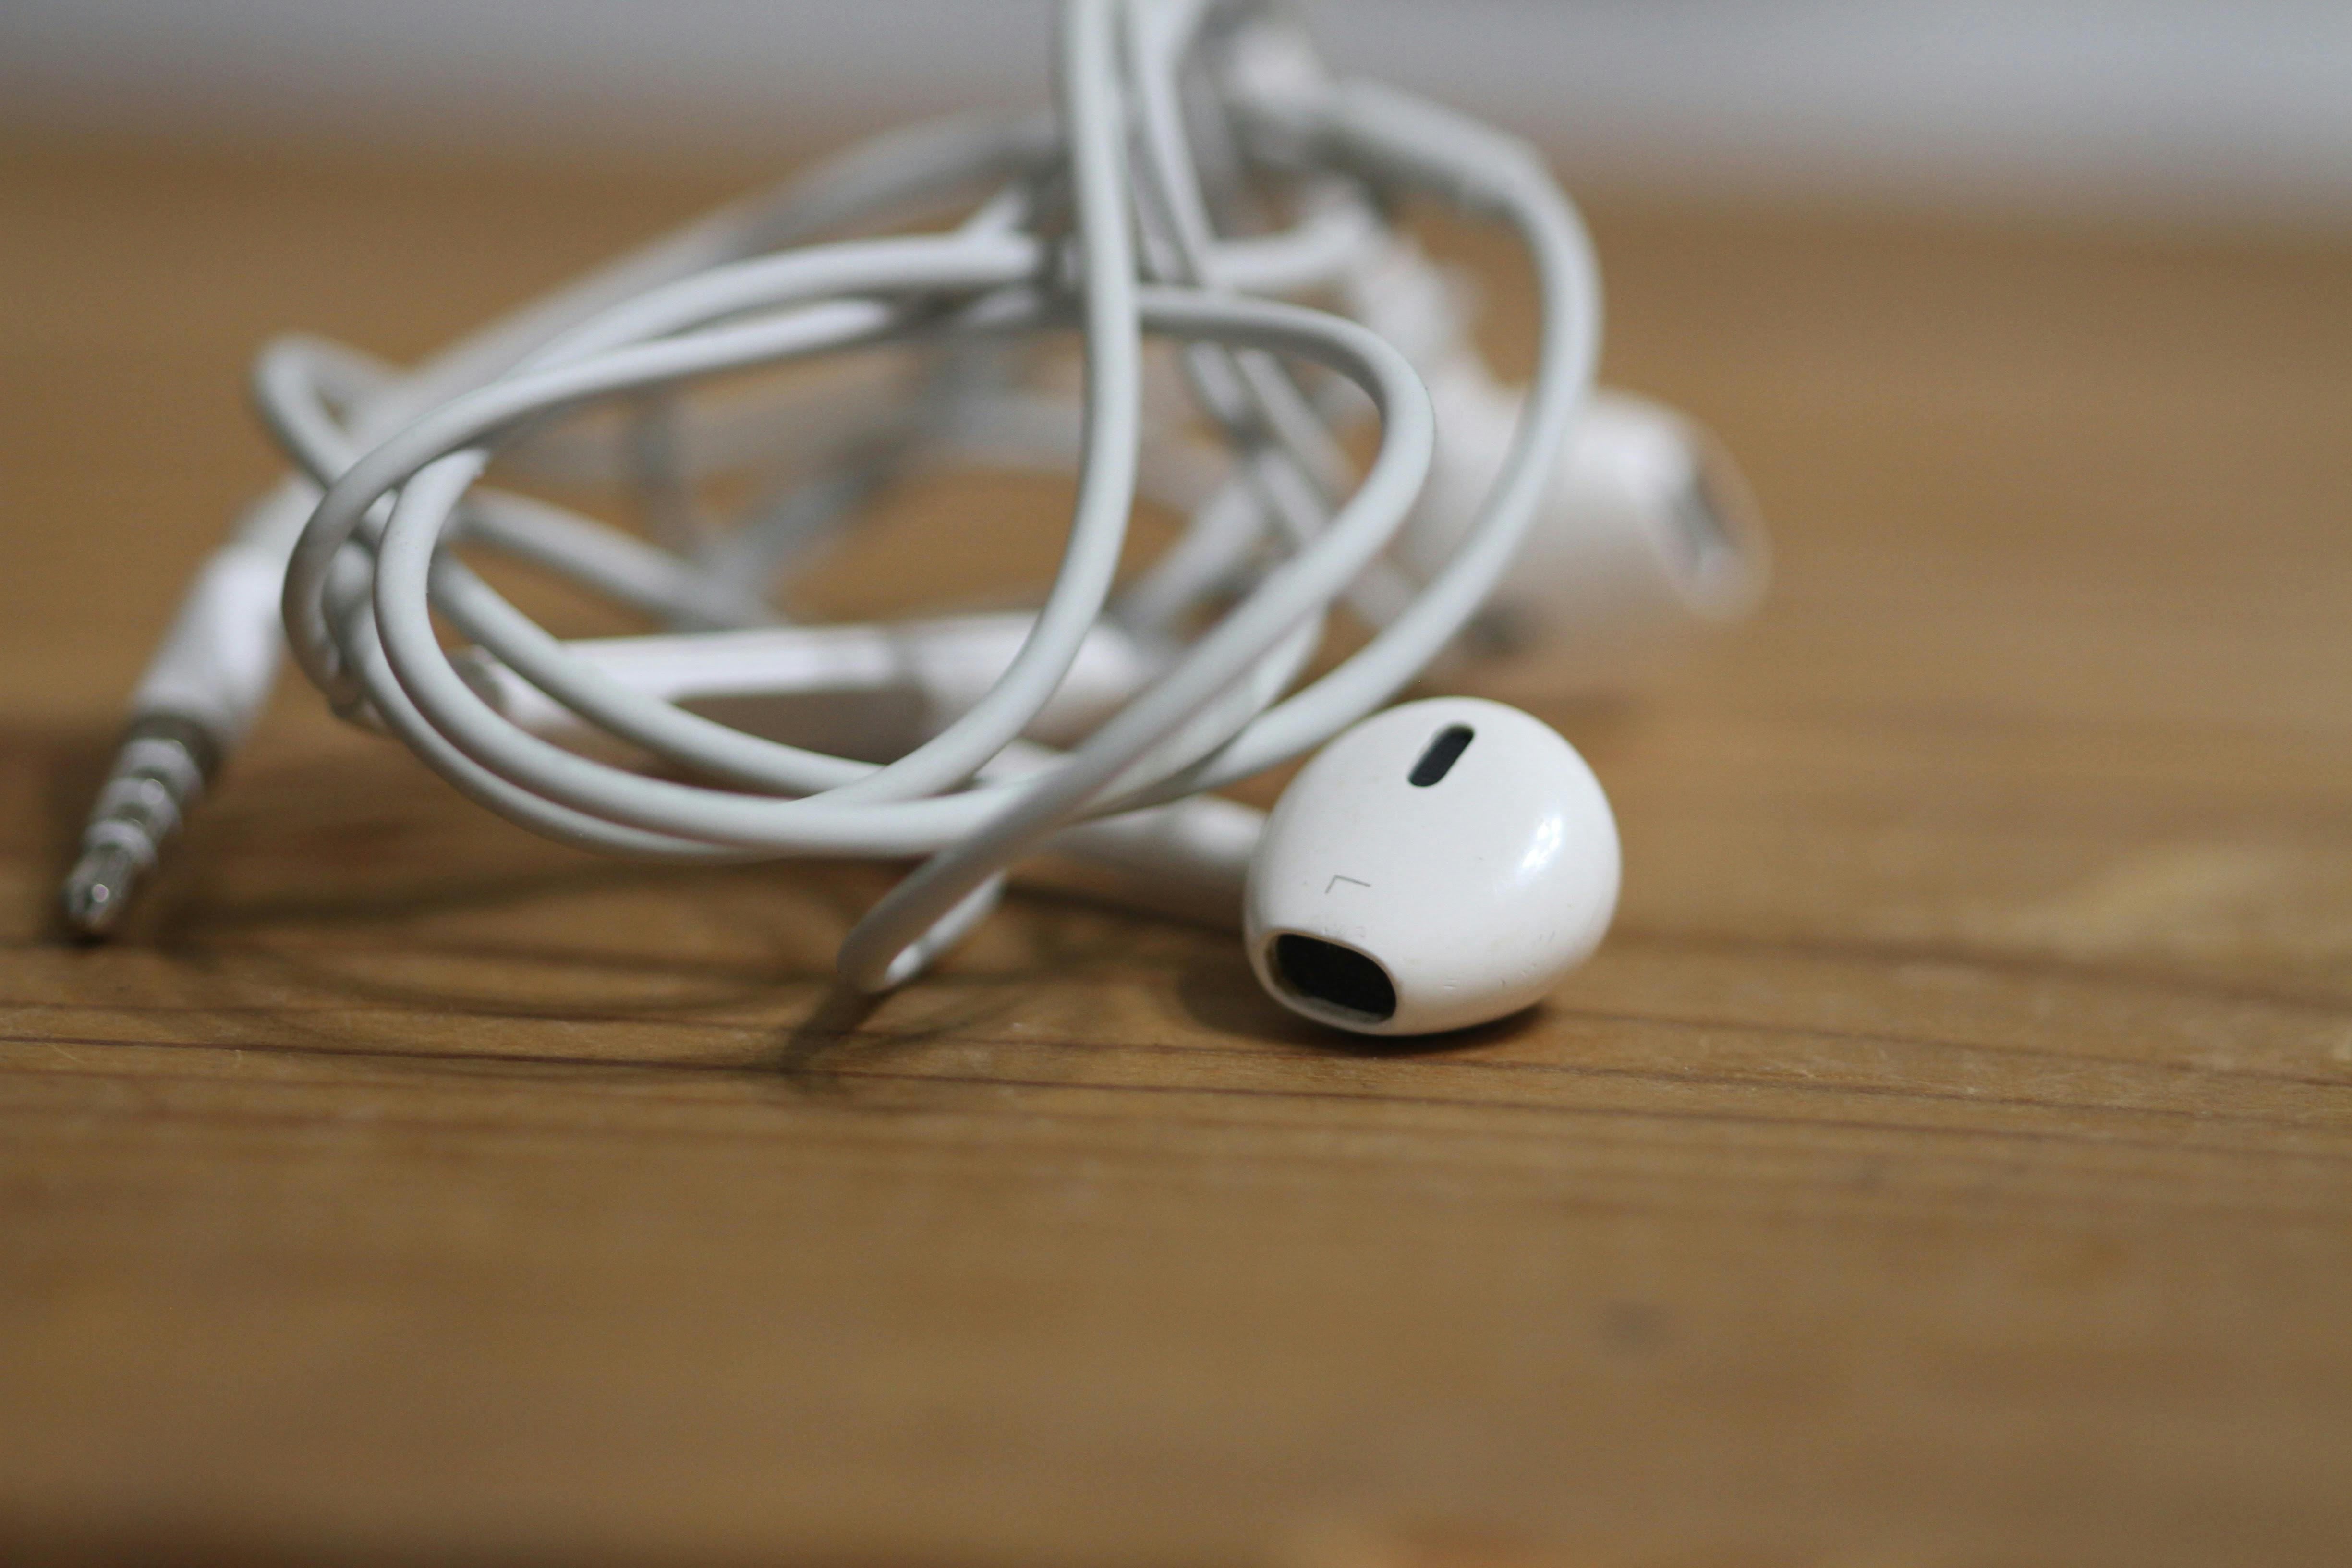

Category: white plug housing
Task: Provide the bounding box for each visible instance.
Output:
[1244,697,1619,1036]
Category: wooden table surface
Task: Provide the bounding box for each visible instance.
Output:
[2,139,2349,1568]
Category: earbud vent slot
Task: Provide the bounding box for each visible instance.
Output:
[1408,725,1475,787]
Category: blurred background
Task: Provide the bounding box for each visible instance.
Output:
[7,0,2352,230]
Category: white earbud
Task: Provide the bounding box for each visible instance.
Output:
[1339,237,1770,695]
[1414,377,1770,696]
[1245,696,1619,1035]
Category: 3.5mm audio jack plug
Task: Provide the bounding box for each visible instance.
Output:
[58,520,295,938]
[61,716,220,937]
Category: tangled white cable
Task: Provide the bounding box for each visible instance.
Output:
[66,0,1770,1035]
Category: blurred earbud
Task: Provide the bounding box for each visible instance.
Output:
[1245,696,1619,1035]
[1414,372,1770,697]
[1340,238,1770,696]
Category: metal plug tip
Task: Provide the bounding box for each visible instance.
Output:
[61,843,141,938]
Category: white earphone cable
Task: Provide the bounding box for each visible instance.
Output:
[63,0,1603,999]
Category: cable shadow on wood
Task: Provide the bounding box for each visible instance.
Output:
[18,729,1237,1084]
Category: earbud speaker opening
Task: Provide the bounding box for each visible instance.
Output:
[1268,933,1397,1025]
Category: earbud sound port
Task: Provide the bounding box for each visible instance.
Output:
[1270,934,1397,1023]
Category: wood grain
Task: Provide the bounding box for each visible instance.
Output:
[2,138,2350,1568]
